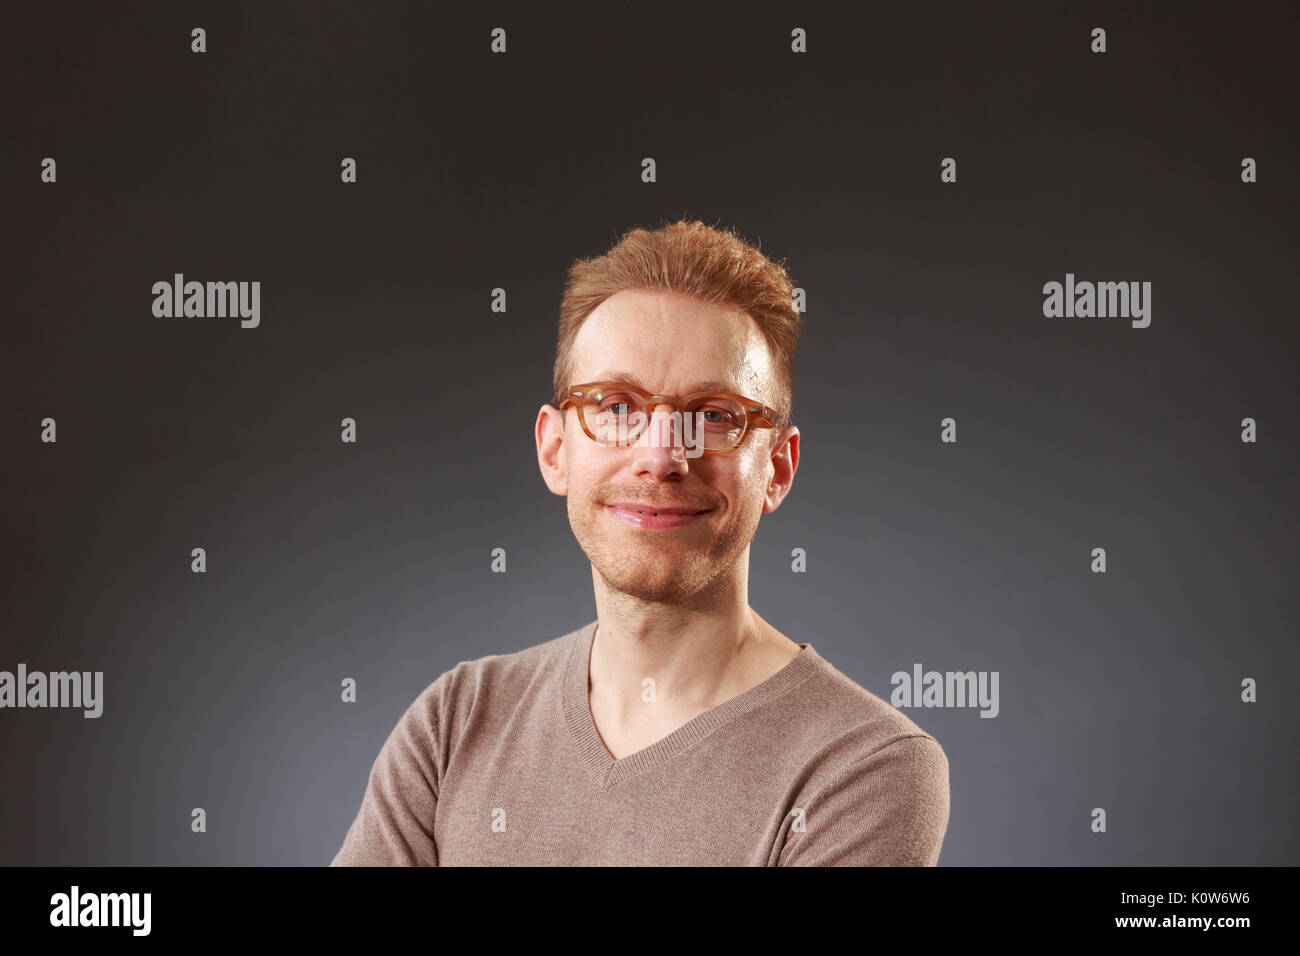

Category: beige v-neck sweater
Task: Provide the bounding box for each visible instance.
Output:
[331,620,950,866]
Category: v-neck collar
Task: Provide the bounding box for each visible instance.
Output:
[562,619,821,790]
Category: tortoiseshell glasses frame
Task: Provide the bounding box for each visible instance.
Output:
[557,381,782,454]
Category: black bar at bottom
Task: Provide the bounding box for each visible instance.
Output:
[0,865,1283,942]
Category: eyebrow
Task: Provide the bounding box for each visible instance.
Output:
[587,370,742,396]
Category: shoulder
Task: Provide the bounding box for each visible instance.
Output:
[772,648,951,864]
[398,624,583,734]
[785,647,949,767]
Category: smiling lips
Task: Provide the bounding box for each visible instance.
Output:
[605,502,711,530]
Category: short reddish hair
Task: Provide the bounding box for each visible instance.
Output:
[553,219,802,428]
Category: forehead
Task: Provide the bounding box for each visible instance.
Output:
[570,289,774,398]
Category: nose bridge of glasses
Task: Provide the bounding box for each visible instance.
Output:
[638,396,684,441]
[644,396,683,422]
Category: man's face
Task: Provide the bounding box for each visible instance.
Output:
[536,289,799,606]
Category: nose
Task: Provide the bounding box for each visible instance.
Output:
[631,402,691,469]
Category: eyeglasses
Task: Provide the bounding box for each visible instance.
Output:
[557,381,781,454]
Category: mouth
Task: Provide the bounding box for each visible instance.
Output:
[605,503,711,530]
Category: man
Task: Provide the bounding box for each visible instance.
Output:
[331,220,950,866]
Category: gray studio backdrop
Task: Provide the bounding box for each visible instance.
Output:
[2,1,1296,865]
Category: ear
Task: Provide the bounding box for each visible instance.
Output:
[536,404,569,496]
[762,426,799,513]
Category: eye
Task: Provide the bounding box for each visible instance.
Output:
[597,394,637,415]
[695,405,740,426]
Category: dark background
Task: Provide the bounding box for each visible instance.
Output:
[1,1,1296,865]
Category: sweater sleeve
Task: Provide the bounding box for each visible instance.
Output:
[779,734,951,866]
[330,681,442,867]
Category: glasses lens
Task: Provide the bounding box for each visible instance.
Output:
[583,387,647,445]
[684,396,747,450]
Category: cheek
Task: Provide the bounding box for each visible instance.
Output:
[569,463,610,511]
[736,448,769,486]
[719,468,768,515]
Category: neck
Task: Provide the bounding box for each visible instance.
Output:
[587,573,792,727]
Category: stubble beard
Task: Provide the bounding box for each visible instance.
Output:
[569,494,757,606]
